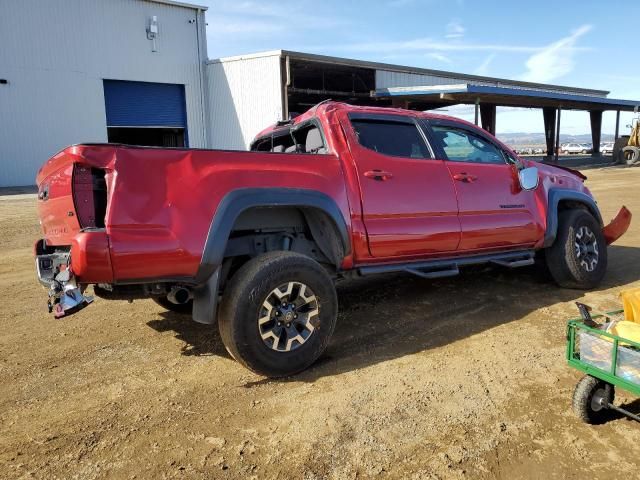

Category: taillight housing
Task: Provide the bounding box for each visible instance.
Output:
[72,164,107,229]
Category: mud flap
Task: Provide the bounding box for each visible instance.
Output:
[603,206,632,245]
[48,268,94,318]
[192,266,221,325]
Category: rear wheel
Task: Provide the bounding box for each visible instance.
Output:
[572,375,614,424]
[546,209,607,289]
[218,251,338,377]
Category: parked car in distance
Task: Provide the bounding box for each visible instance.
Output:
[562,143,592,155]
[34,101,632,377]
[601,142,614,155]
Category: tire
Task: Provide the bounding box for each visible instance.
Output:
[572,375,614,424]
[545,209,607,289]
[153,296,193,314]
[613,136,630,165]
[218,251,338,377]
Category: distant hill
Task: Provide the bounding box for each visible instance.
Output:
[496,132,615,148]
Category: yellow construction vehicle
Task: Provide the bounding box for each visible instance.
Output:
[614,109,640,165]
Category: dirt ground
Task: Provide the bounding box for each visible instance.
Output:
[1,167,639,480]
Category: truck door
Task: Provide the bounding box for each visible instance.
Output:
[428,120,543,251]
[341,112,460,258]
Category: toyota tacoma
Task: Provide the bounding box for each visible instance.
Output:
[35,101,631,377]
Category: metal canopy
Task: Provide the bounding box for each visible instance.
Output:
[374,84,640,112]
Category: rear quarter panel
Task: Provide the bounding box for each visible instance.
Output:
[75,146,351,281]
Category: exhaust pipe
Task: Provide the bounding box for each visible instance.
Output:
[167,286,192,305]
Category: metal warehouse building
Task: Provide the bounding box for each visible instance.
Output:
[207,50,640,157]
[2,1,639,187]
[0,0,208,187]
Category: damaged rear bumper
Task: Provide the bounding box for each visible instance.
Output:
[603,206,632,245]
[34,238,99,318]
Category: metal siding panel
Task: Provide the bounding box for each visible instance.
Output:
[0,0,206,187]
[205,55,283,150]
[103,80,187,127]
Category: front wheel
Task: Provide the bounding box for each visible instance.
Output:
[545,209,607,289]
[218,251,338,377]
[572,375,614,424]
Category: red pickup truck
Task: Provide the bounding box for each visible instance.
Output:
[35,101,631,377]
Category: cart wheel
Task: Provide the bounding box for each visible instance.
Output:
[572,375,615,424]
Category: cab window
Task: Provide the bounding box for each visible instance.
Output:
[432,125,505,164]
[350,119,432,159]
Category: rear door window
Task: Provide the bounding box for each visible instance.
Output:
[350,119,432,159]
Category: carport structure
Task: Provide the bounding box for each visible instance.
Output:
[375,83,640,161]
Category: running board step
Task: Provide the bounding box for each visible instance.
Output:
[405,265,459,279]
[490,256,535,268]
[358,250,535,278]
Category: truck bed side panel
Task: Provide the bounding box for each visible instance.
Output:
[74,146,350,281]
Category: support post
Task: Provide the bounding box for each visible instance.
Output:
[543,107,557,161]
[474,99,479,126]
[480,104,497,135]
[615,110,620,140]
[554,107,562,163]
[590,110,603,156]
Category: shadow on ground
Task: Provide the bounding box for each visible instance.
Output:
[147,313,230,358]
[146,245,640,384]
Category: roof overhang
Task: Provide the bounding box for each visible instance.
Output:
[147,0,208,10]
[374,84,640,112]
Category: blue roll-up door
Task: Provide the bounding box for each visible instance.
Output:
[103,80,187,128]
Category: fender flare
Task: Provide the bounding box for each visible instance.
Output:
[194,188,350,284]
[542,189,603,248]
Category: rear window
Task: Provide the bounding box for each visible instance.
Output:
[251,123,327,154]
[351,119,431,159]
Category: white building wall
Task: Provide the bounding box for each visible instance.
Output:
[0,0,207,187]
[206,54,283,150]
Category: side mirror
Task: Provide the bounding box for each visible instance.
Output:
[518,166,539,191]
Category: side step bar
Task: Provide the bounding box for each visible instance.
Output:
[358,250,535,279]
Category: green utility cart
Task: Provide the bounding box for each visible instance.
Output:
[567,308,640,424]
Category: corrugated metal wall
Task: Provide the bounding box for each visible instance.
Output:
[0,0,207,187]
[205,54,283,150]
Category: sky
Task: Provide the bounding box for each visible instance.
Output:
[199,0,640,135]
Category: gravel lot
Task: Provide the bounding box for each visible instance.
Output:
[1,166,639,479]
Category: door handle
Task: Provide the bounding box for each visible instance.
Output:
[364,170,393,181]
[453,172,478,183]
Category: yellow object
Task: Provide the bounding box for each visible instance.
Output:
[609,320,640,346]
[620,288,640,323]
[629,121,640,148]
